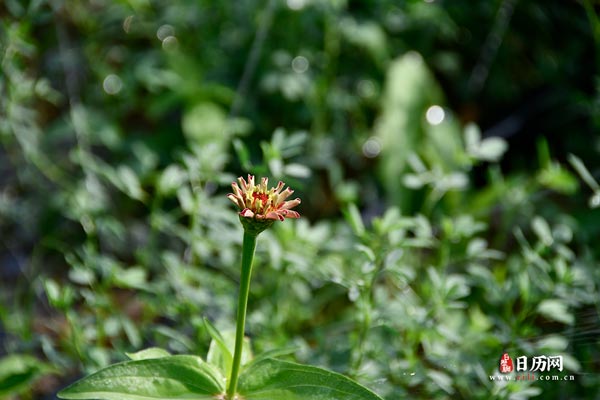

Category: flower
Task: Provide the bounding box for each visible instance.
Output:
[228,175,301,222]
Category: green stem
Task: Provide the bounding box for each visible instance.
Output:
[227,231,258,399]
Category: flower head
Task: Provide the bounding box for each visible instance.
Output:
[228,175,301,223]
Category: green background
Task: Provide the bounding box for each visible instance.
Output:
[1,0,599,399]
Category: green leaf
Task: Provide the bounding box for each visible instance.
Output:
[113,266,148,289]
[0,354,54,396]
[121,317,142,348]
[284,163,311,178]
[233,139,252,170]
[157,165,188,196]
[117,165,146,201]
[125,347,171,361]
[465,124,507,162]
[206,330,253,379]
[154,326,195,351]
[243,346,299,371]
[427,370,454,394]
[204,318,233,376]
[537,299,574,325]
[355,244,376,262]
[589,192,600,208]
[204,319,229,356]
[176,186,195,215]
[464,123,481,151]
[538,162,578,194]
[58,355,225,400]
[44,279,75,309]
[476,137,507,162]
[568,153,599,191]
[532,217,553,247]
[182,102,228,146]
[344,204,365,237]
[44,279,61,305]
[238,358,383,400]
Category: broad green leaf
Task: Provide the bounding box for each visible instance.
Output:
[58,355,225,400]
[238,358,383,400]
[125,347,171,361]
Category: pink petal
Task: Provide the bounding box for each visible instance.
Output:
[231,182,244,198]
[265,211,285,221]
[260,177,269,192]
[239,208,255,218]
[273,181,285,194]
[227,193,245,209]
[281,198,301,210]
[283,210,300,218]
[277,187,295,202]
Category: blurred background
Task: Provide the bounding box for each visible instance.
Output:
[1,0,600,399]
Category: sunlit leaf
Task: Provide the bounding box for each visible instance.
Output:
[568,153,599,191]
[284,163,311,178]
[125,347,171,361]
[344,204,365,237]
[537,299,574,325]
[157,165,188,196]
[475,137,507,162]
[238,358,383,400]
[58,355,225,400]
[204,318,233,377]
[532,217,553,247]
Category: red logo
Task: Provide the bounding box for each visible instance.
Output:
[499,353,514,373]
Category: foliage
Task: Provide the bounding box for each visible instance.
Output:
[1,0,599,399]
[58,352,383,400]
